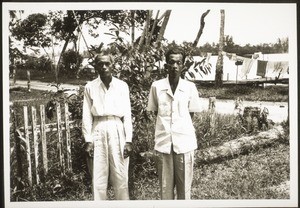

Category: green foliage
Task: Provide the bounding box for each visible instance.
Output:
[22,55,53,72]
[11,13,51,48]
[59,50,83,77]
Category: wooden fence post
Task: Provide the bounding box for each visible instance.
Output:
[13,68,16,85]
[56,103,65,174]
[12,106,23,190]
[40,105,48,175]
[64,103,72,172]
[208,97,216,135]
[23,106,32,186]
[12,103,78,186]
[31,106,40,184]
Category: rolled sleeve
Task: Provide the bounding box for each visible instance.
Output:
[188,83,202,112]
[147,83,158,111]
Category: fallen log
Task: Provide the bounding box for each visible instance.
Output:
[195,125,285,164]
[140,125,286,164]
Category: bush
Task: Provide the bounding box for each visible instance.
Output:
[59,50,83,77]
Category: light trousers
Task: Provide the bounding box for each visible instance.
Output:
[92,116,129,200]
[156,148,194,200]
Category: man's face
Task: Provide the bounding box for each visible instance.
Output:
[95,55,113,79]
[167,54,184,80]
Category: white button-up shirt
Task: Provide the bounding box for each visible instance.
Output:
[82,76,132,143]
[147,77,202,154]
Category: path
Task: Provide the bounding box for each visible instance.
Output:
[199,98,288,123]
[10,80,80,96]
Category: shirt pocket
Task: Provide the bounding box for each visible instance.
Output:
[157,92,172,117]
[158,101,171,117]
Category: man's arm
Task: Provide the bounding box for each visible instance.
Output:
[123,84,133,158]
[147,83,158,112]
[82,85,94,158]
[82,85,93,143]
[123,84,133,143]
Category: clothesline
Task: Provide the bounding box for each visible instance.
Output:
[185,51,289,81]
[222,51,289,78]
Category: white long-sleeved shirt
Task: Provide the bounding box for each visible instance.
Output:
[82,76,132,143]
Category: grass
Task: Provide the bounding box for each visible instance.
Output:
[130,142,289,200]
[198,84,288,102]
[9,87,53,103]
[13,69,95,86]
[191,142,289,199]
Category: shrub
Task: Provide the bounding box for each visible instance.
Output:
[59,50,83,77]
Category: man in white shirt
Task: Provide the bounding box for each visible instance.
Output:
[82,52,133,200]
[147,47,202,199]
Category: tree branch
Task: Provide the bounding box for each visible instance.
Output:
[192,10,210,48]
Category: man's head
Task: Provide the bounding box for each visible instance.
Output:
[94,53,114,79]
[165,47,185,81]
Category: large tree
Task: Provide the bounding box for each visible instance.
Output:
[215,9,225,87]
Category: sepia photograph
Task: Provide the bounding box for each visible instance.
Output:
[2,2,298,208]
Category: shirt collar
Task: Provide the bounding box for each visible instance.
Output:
[162,76,186,97]
[97,75,115,88]
[162,76,185,92]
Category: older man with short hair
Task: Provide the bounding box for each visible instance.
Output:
[82,52,133,200]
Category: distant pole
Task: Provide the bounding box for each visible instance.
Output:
[208,97,216,135]
[27,70,31,92]
[235,60,243,85]
[236,65,238,85]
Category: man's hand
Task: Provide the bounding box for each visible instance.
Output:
[84,142,94,158]
[123,142,133,159]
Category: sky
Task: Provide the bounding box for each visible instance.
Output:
[165,4,295,46]
[5,2,297,52]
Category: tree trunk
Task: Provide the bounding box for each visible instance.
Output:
[131,10,135,45]
[156,10,171,47]
[146,10,160,47]
[137,10,151,51]
[192,10,210,48]
[195,125,285,164]
[140,125,286,165]
[55,36,70,84]
[215,9,225,87]
[144,10,153,48]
